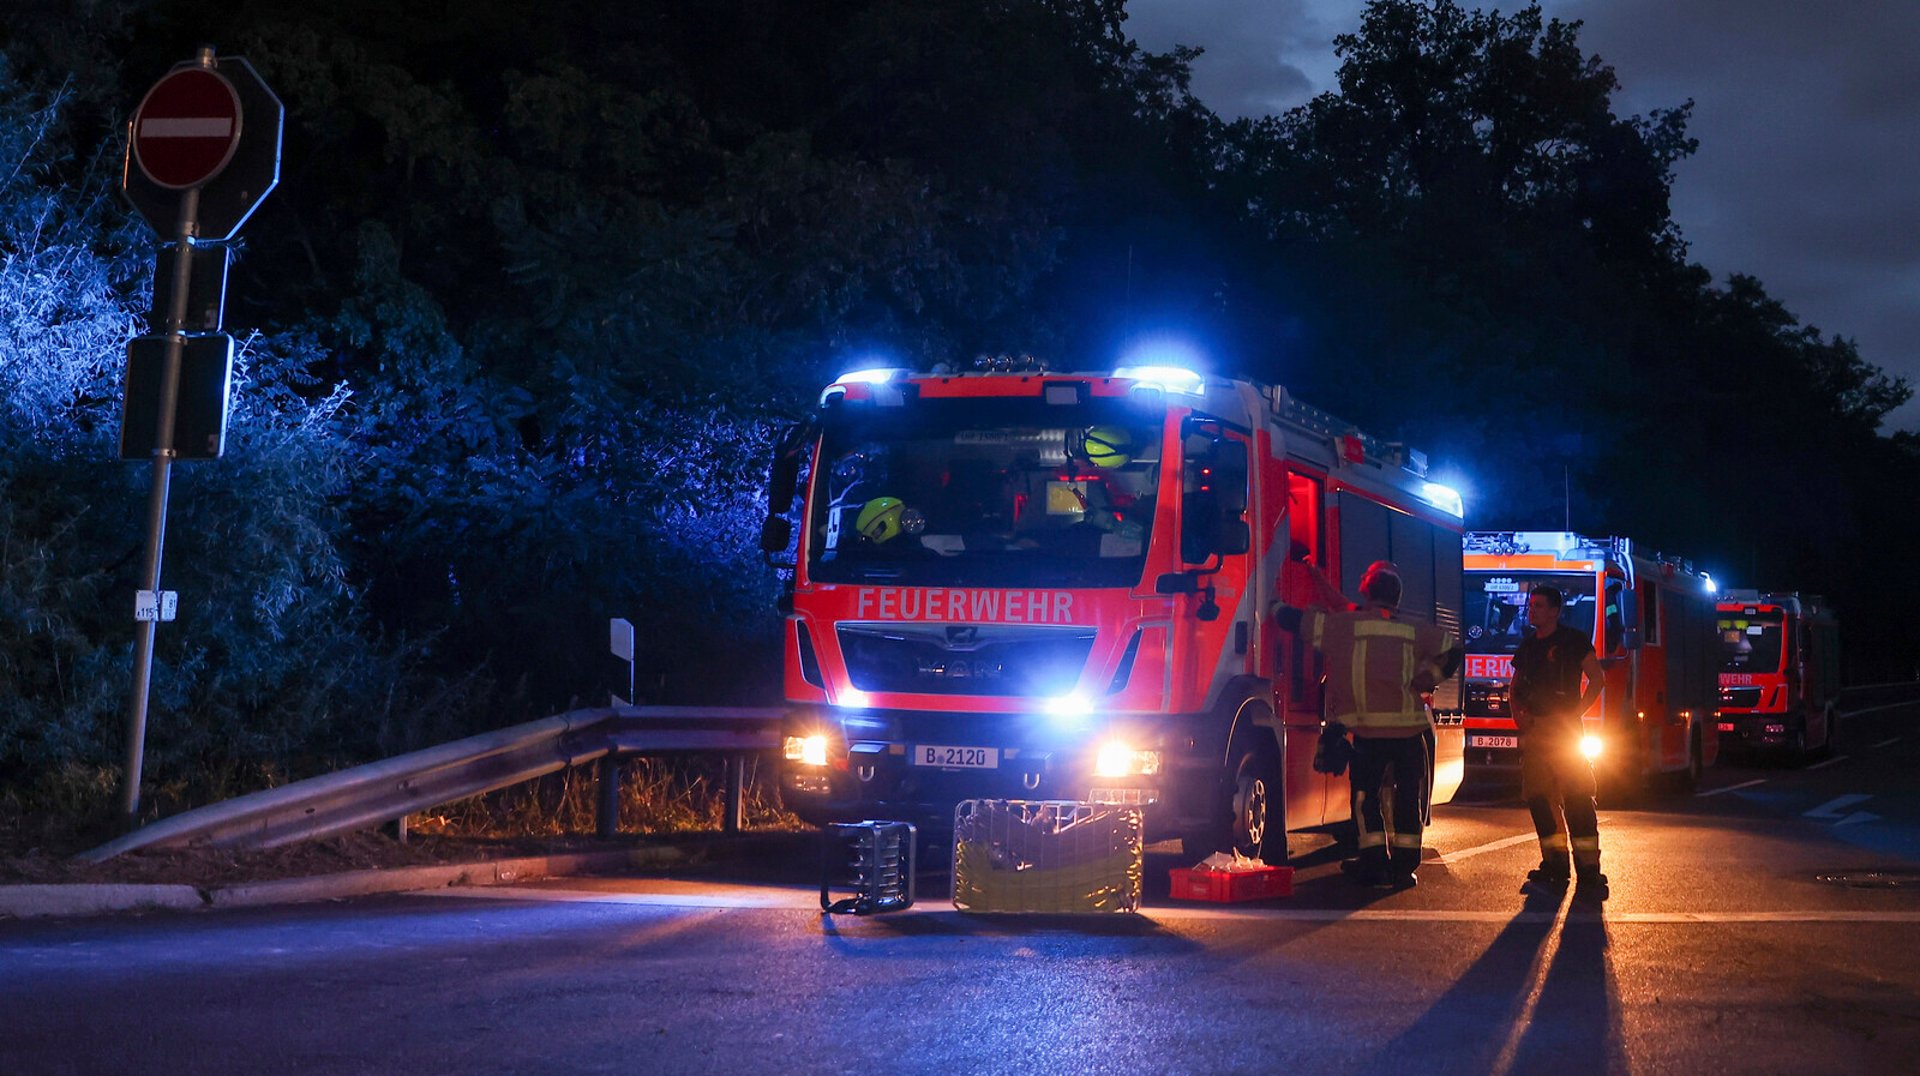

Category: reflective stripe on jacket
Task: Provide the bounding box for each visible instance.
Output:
[1301,607,1456,734]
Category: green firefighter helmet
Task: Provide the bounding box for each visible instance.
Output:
[855,497,906,543]
[1082,425,1134,468]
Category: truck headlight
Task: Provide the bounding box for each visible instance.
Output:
[785,734,830,767]
[1094,740,1162,777]
[1579,734,1604,760]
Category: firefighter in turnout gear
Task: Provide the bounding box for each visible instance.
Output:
[1511,584,1610,900]
[1272,561,1463,888]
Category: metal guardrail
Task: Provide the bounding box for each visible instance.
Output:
[80,705,782,863]
[82,683,1920,863]
[1840,681,1920,706]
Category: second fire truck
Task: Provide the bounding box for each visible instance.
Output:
[761,359,1468,861]
[1460,531,1721,796]
[1716,590,1841,757]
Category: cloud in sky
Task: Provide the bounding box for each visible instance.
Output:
[1124,0,1920,431]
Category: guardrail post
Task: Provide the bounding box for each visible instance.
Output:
[724,754,745,834]
[597,754,622,839]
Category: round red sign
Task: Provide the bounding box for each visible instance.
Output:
[132,68,243,190]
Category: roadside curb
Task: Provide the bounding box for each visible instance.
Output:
[0,883,205,918]
[0,834,802,921]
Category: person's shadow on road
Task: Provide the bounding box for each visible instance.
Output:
[1365,885,1622,1073]
[1506,910,1625,1074]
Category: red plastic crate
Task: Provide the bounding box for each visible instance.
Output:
[1168,865,1293,902]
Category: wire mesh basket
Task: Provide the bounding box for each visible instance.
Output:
[820,820,917,915]
[951,799,1143,914]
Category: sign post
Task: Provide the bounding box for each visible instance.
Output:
[117,46,282,826]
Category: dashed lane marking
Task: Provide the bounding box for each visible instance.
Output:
[1697,778,1768,797]
[1808,754,1851,770]
[1871,737,1902,749]
[409,887,1920,924]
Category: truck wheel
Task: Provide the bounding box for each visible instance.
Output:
[1183,740,1286,864]
[1676,726,1703,794]
[1597,755,1644,808]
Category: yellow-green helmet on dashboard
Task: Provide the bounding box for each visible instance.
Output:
[855,497,906,543]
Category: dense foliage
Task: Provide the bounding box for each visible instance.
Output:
[2,1,1914,812]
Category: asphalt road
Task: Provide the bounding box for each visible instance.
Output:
[6,706,1919,1075]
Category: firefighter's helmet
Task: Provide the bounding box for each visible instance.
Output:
[1360,560,1403,607]
[1082,425,1133,468]
[855,497,906,543]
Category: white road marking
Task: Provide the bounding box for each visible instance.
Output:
[1871,737,1902,749]
[1843,700,1920,717]
[409,887,1920,924]
[1696,778,1767,797]
[1804,794,1872,819]
[1807,754,1850,770]
[1430,832,1536,864]
[420,886,805,909]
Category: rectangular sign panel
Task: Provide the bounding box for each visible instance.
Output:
[119,333,234,461]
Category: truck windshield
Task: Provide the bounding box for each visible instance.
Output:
[1463,572,1598,653]
[808,396,1164,587]
[1719,611,1785,672]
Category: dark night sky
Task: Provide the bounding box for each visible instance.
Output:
[1126,0,1920,433]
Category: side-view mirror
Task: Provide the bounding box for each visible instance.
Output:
[768,454,799,512]
[1181,491,1213,564]
[759,516,793,555]
[1155,571,1199,595]
[1217,520,1250,557]
[1623,627,1642,650]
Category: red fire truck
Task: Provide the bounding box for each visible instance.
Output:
[1716,590,1841,757]
[759,360,1467,861]
[1460,532,1720,796]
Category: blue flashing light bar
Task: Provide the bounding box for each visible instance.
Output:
[833,367,903,386]
[1113,365,1205,395]
[1422,481,1466,518]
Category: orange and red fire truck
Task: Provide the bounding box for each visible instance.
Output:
[1460,532,1720,795]
[1716,590,1840,757]
[760,360,1467,861]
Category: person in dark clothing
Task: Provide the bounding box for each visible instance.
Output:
[1510,584,1609,900]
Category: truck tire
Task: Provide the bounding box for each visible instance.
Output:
[1675,725,1704,794]
[1816,704,1838,758]
[1597,751,1645,808]
[1182,735,1286,865]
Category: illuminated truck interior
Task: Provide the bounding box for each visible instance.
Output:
[1462,572,1601,655]
[809,396,1164,589]
[1719,610,1785,673]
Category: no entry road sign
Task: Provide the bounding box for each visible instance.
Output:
[132,67,242,190]
[123,53,282,241]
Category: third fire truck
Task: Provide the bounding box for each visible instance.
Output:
[1461,531,1720,796]
[1716,590,1841,757]
[760,359,1467,861]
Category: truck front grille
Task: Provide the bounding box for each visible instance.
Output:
[1719,686,1763,709]
[837,623,1095,697]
